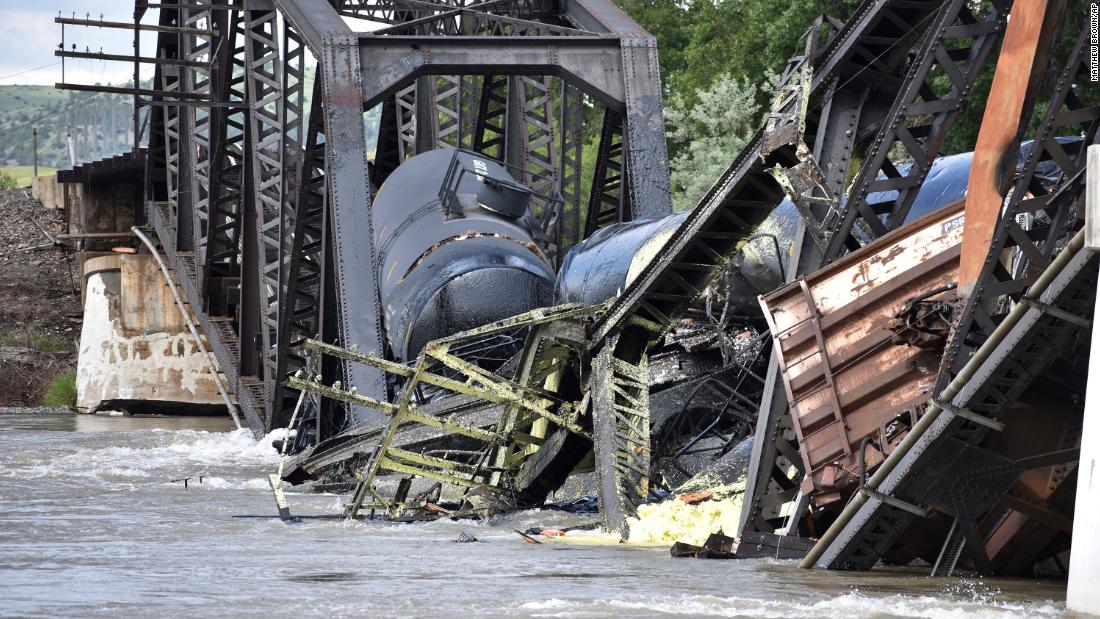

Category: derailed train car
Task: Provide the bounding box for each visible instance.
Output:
[553,149,983,489]
[372,148,556,362]
[287,145,991,497]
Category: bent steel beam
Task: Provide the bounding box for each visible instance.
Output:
[960,0,1063,296]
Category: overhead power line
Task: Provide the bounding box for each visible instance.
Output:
[0,61,62,82]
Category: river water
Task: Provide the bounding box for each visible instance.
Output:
[0,411,1070,618]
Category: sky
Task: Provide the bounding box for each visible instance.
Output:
[0,2,159,87]
[0,2,383,88]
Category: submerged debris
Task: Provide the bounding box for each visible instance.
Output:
[454,529,480,543]
[670,531,815,560]
[514,530,542,544]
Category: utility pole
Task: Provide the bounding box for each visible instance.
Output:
[32,128,38,178]
[66,131,76,167]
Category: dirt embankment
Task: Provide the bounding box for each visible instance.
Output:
[0,188,82,405]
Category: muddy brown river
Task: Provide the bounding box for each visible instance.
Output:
[0,412,1070,617]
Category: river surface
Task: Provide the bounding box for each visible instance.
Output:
[0,411,1070,618]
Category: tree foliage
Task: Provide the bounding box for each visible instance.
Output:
[614,0,862,207]
[613,0,1012,208]
[617,0,861,108]
[665,72,775,210]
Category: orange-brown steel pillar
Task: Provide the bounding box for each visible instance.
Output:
[959,0,1064,296]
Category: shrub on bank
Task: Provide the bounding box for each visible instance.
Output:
[41,370,76,408]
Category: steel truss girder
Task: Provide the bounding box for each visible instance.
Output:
[162,27,188,258]
[335,0,561,28]
[277,107,327,433]
[202,8,247,289]
[814,245,1098,571]
[739,0,1010,540]
[182,2,216,265]
[144,1,269,434]
[557,81,584,251]
[584,109,627,237]
[823,0,1007,258]
[810,21,1100,571]
[286,304,598,517]
[356,34,671,220]
[473,74,508,159]
[244,0,287,416]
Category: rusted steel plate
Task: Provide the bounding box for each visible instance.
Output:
[959,0,1062,295]
[760,201,966,507]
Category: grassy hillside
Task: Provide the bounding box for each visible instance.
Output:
[0,166,57,187]
[0,80,382,170]
[0,84,135,170]
[0,86,67,112]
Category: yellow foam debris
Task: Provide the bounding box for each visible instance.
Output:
[626,482,746,546]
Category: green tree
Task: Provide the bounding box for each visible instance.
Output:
[618,0,860,107]
[665,72,775,210]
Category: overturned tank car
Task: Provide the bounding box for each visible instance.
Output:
[373,148,556,362]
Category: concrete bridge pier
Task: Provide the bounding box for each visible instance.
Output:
[1067,144,1100,615]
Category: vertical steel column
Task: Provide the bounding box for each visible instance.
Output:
[204,8,247,301]
[414,77,438,154]
[558,82,584,251]
[244,0,286,416]
[618,36,671,219]
[473,75,508,160]
[458,75,480,149]
[584,109,626,236]
[183,1,215,265]
[319,34,388,424]
[372,95,402,187]
[504,76,524,171]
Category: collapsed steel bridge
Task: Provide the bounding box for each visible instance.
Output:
[60,0,673,437]
[59,0,1100,575]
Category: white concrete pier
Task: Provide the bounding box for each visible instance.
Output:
[1067,144,1100,615]
[75,253,227,414]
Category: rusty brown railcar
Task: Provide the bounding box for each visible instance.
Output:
[760,201,966,510]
